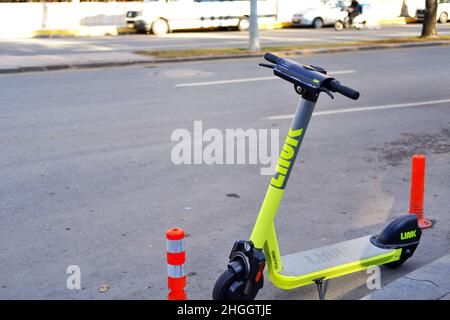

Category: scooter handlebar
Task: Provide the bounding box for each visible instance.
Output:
[263,52,360,100]
[264,52,280,64]
[327,80,360,100]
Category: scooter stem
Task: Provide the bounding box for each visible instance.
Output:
[272,98,316,190]
[250,97,317,249]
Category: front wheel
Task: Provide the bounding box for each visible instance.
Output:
[212,258,263,300]
[334,20,344,31]
[212,269,239,300]
[212,268,263,300]
[312,18,324,29]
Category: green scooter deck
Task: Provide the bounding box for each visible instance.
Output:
[279,235,394,277]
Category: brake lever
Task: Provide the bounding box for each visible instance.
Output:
[259,63,274,69]
[319,87,334,99]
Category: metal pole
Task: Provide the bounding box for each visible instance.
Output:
[249,0,260,51]
[40,1,48,30]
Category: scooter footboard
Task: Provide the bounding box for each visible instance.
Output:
[268,236,401,290]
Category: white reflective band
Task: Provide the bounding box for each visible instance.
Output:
[167,264,185,278]
[167,239,185,253]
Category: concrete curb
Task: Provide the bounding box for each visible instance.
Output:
[378,17,416,24]
[361,253,450,300]
[2,40,450,75]
[152,40,450,64]
[33,27,137,38]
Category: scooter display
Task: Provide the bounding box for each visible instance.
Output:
[212,53,422,300]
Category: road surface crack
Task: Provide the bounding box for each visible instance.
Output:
[403,276,450,290]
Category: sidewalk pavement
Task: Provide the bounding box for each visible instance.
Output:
[361,253,450,300]
[0,51,154,74]
[1,40,450,75]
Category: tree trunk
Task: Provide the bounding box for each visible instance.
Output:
[249,0,260,52]
[421,0,438,38]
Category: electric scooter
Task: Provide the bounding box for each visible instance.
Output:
[212,53,422,300]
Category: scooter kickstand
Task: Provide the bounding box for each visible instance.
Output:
[313,278,329,300]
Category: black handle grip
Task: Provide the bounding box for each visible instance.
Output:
[328,80,360,100]
[264,52,280,64]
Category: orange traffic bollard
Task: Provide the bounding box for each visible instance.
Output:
[409,154,432,229]
[166,228,187,300]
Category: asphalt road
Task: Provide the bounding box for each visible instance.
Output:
[0,45,449,300]
[2,24,450,56]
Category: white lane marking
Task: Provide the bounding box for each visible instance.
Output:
[175,70,356,87]
[176,76,276,87]
[265,99,450,120]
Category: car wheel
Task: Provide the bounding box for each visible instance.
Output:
[151,19,169,36]
[334,20,344,31]
[237,17,250,32]
[439,12,448,24]
[312,17,324,29]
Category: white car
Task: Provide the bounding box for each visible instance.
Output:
[292,0,350,28]
[416,0,449,24]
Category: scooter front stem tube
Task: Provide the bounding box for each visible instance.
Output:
[270,98,316,191]
[250,98,317,248]
[250,185,284,248]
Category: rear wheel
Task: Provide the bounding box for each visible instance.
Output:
[237,17,250,32]
[439,12,448,24]
[151,19,169,36]
[384,244,419,269]
[312,17,324,29]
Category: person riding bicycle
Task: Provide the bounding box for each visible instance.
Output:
[346,0,362,26]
